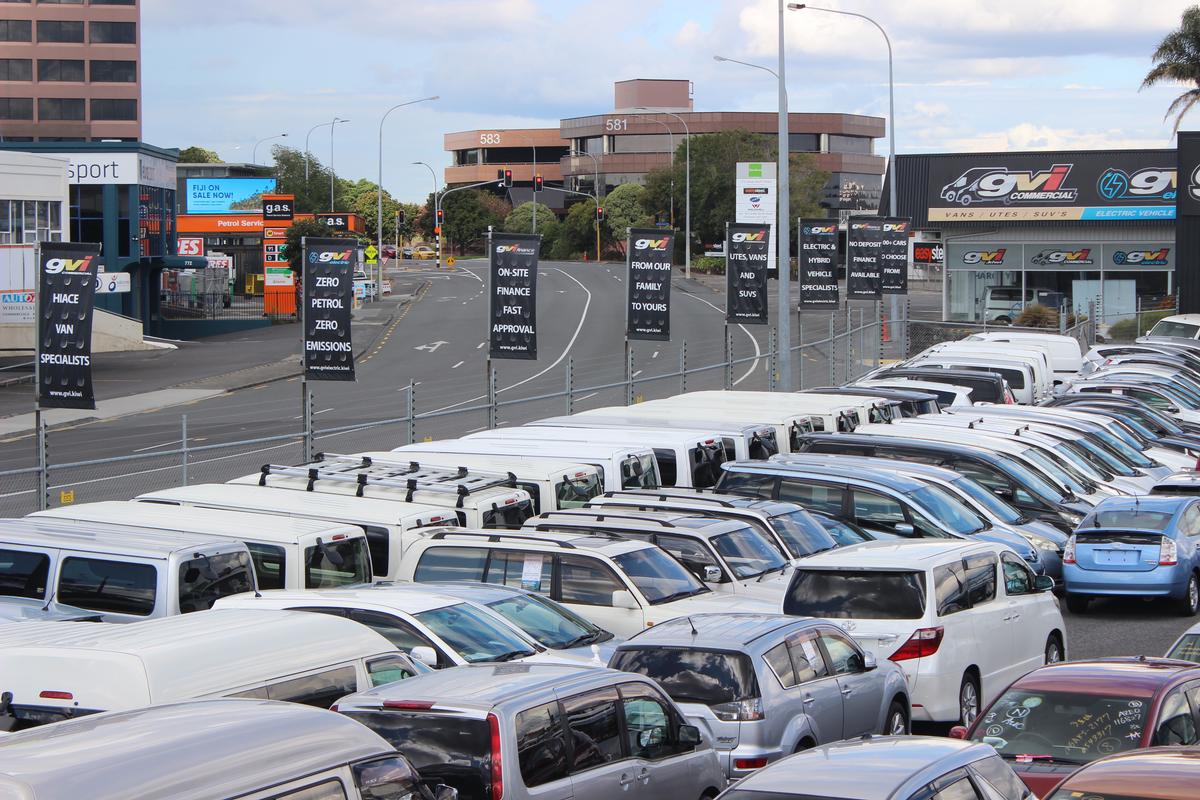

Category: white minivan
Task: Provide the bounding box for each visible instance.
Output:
[578,401,815,453]
[31,501,372,590]
[135,483,455,580]
[0,517,255,622]
[966,331,1083,385]
[782,540,1065,726]
[907,355,1041,405]
[0,608,422,730]
[541,409,780,460]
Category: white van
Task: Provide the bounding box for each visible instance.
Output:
[31,501,371,591]
[907,355,1041,404]
[575,403,808,454]
[0,608,421,730]
[983,286,1066,324]
[135,483,455,580]
[229,453,536,529]
[465,425,728,488]
[678,390,898,426]
[540,410,779,460]
[920,342,1053,401]
[396,438,661,492]
[0,518,255,622]
[652,391,866,431]
[966,331,1083,384]
[634,394,850,446]
[854,378,975,408]
[0,699,448,800]
[378,450,603,514]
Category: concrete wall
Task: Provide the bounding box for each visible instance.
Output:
[0,308,167,355]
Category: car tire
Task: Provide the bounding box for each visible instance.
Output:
[1178,573,1200,617]
[1045,633,1064,665]
[884,700,909,735]
[959,673,981,727]
[995,316,1011,325]
[1065,594,1090,614]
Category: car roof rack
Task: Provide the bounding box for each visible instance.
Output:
[532,510,680,528]
[256,455,518,508]
[425,529,581,548]
[600,490,740,509]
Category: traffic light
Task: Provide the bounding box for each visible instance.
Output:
[503,169,513,188]
[436,208,444,224]
[596,206,604,223]
[396,209,405,225]
[533,174,543,193]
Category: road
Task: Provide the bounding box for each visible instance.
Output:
[0,259,1187,668]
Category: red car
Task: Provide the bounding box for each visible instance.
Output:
[951,657,1200,797]
[1044,746,1200,800]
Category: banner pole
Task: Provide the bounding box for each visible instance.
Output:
[724,324,732,390]
[625,338,633,406]
[300,236,311,462]
[32,242,45,509]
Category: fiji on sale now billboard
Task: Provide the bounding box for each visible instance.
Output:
[185,178,278,214]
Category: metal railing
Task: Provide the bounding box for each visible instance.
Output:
[159,291,265,321]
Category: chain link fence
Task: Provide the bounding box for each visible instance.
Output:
[907,301,1096,357]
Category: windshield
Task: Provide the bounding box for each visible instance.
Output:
[769,510,839,557]
[1019,448,1088,496]
[486,593,610,649]
[177,550,255,613]
[1149,319,1200,339]
[950,477,1024,524]
[1048,442,1108,484]
[343,711,490,800]
[621,454,661,489]
[909,485,986,534]
[1168,632,1200,662]
[610,647,759,706]
[554,473,603,509]
[612,548,707,604]
[1086,509,1174,530]
[1068,435,1138,476]
[710,526,788,579]
[1054,441,1114,482]
[972,688,1150,765]
[813,515,873,546]
[995,453,1071,504]
[784,569,926,619]
[414,602,536,662]
[304,538,372,588]
[482,499,534,529]
[1087,424,1156,467]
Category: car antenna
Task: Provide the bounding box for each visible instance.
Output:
[688,616,698,636]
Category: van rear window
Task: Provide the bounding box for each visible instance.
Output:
[304,538,372,588]
[343,711,491,800]
[177,550,255,613]
[482,499,534,529]
[58,557,156,616]
[611,647,759,706]
[0,549,49,599]
[784,569,926,620]
[555,472,603,509]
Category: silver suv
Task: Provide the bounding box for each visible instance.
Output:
[609,613,910,781]
[335,663,725,800]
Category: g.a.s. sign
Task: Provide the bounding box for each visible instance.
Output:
[927,150,1178,222]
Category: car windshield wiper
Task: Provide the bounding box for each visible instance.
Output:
[490,649,536,662]
[1000,753,1088,766]
[651,589,702,605]
[560,631,604,649]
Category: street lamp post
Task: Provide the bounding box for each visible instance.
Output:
[791,3,899,349]
[305,116,348,194]
[252,133,287,166]
[569,148,602,262]
[413,161,441,268]
[634,107,690,280]
[712,48,791,390]
[377,97,438,298]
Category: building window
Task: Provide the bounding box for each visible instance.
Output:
[610,133,674,154]
[91,0,136,4]
[89,59,135,82]
[89,20,135,44]
[38,97,85,120]
[0,97,32,119]
[0,19,31,40]
[0,58,31,80]
[37,0,84,4]
[36,20,83,43]
[0,199,64,245]
[90,97,136,120]
[37,59,84,82]
[788,133,820,152]
[576,136,603,155]
[827,135,872,155]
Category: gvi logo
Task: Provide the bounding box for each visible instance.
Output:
[731,231,767,243]
[1030,248,1093,266]
[1097,167,1176,201]
[317,251,352,263]
[1189,163,1200,203]
[44,256,95,274]
[495,245,520,253]
[883,222,909,232]
[961,250,1006,265]
[1112,248,1170,266]
[634,238,670,251]
[805,225,836,235]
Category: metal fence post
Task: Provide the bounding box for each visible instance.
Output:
[1088,300,1096,346]
[679,342,687,394]
[37,414,47,511]
[566,356,574,415]
[302,390,314,463]
[406,379,415,445]
[768,328,777,392]
[828,314,835,385]
[1059,302,1068,335]
[874,303,881,369]
[181,414,189,486]
[724,328,734,390]
[487,366,498,429]
[626,346,635,405]
[797,312,804,391]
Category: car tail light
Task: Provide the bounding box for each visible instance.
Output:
[889,627,944,662]
[382,700,435,710]
[1160,537,1179,566]
[734,757,769,770]
[1063,535,1077,565]
[488,712,503,800]
[711,698,765,721]
[38,690,72,700]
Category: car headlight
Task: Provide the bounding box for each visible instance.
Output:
[1029,537,1060,552]
[1058,510,1084,527]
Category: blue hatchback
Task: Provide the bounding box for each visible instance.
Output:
[1063,495,1200,616]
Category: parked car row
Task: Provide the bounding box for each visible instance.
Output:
[7,329,1200,798]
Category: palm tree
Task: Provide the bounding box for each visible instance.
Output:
[1143,5,1200,132]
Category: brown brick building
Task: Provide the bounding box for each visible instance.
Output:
[0,0,140,142]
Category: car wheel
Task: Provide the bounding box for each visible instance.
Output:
[959,673,981,727]
[1045,633,1064,665]
[1178,573,1200,617]
[1065,594,1090,614]
[884,700,909,735]
[793,738,814,754]
[995,316,1011,325]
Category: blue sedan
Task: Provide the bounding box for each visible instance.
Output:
[1063,494,1200,615]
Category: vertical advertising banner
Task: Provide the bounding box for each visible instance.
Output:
[626,228,675,340]
[846,217,883,299]
[37,242,101,409]
[735,162,777,277]
[725,223,771,324]
[302,237,356,381]
[880,217,912,295]
[489,232,540,360]
[798,219,840,307]
[1176,132,1200,312]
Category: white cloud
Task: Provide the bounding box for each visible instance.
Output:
[943,123,1174,152]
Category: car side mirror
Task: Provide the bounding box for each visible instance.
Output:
[611,590,639,610]
[893,523,916,537]
[678,724,702,746]
[862,651,877,671]
[1034,575,1055,592]
[703,565,723,583]
[949,725,969,740]
[410,646,439,668]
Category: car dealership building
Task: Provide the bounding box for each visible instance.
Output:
[891,149,1176,323]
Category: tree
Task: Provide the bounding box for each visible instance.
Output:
[1143,5,1200,132]
[441,189,506,254]
[284,217,331,275]
[272,145,348,215]
[602,183,652,254]
[552,198,598,259]
[178,146,220,163]
[504,202,560,256]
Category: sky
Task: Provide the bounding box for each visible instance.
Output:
[142,0,1198,204]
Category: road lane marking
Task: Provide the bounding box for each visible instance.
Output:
[452,360,464,369]
[574,391,598,402]
[680,292,761,385]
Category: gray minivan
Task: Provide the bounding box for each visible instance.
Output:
[336,663,725,800]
